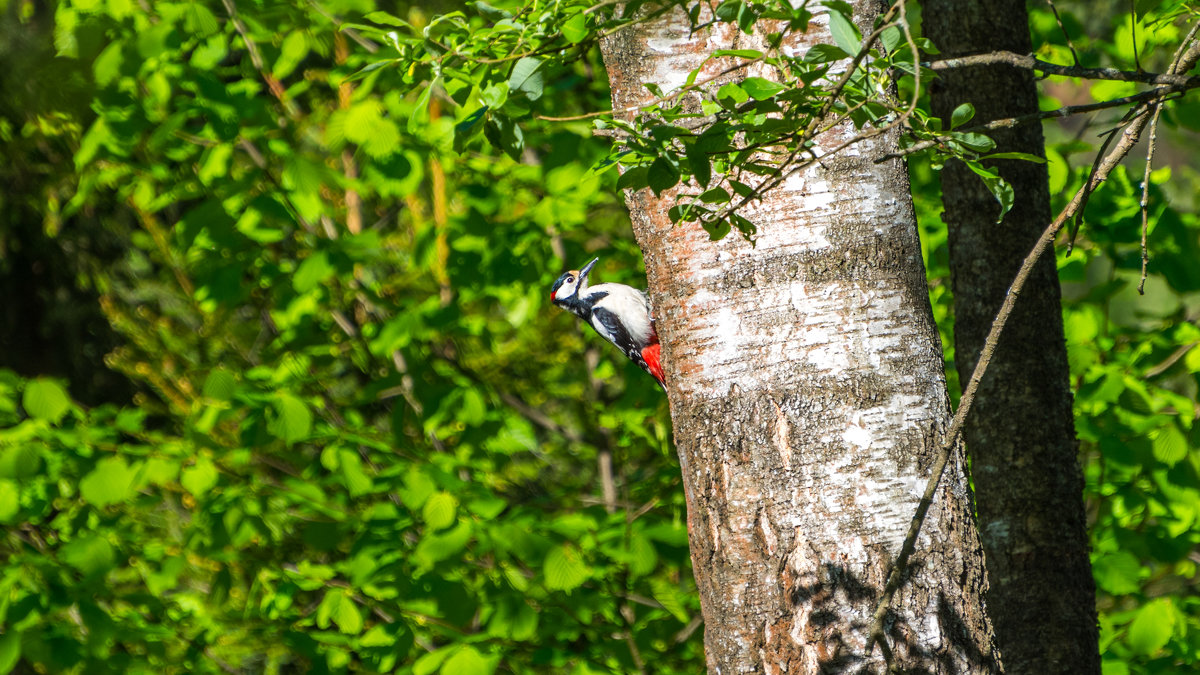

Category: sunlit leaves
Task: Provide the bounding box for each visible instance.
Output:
[650,578,690,622]
[22,379,70,423]
[825,1,862,54]
[0,632,19,675]
[1126,599,1177,655]
[1151,424,1188,466]
[543,544,590,591]
[3,0,702,672]
[741,77,785,100]
[79,456,138,507]
[59,535,117,578]
[1095,554,1144,601]
[181,457,219,497]
[269,394,312,445]
[345,100,401,158]
[423,491,459,530]
[507,57,546,102]
[317,589,365,635]
[441,645,493,675]
[0,478,18,523]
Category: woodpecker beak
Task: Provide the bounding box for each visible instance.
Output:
[579,257,599,285]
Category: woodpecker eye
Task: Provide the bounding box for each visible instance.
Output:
[566,276,575,283]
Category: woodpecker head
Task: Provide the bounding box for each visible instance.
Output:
[551,257,599,314]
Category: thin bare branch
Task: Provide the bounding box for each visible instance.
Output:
[926,49,1198,86]
[878,82,1196,162]
[1045,0,1081,66]
[1139,104,1163,294]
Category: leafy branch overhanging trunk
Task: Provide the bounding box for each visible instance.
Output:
[600,3,1000,672]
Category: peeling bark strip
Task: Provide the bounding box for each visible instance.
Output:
[600,3,1000,673]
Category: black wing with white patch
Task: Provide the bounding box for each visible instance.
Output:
[591,307,651,371]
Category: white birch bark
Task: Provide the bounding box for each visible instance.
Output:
[600,3,1000,672]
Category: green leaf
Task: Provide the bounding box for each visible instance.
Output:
[741,76,784,101]
[628,533,658,577]
[202,368,237,401]
[699,187,731,204]
[616,166,649,191]
[0,479,18,523]
[269,394,312,445]
[543,544,589,591]
[965,161,1014,223]
[294,251,334,293]
[339,448,374,497]
[0,629,20,674]
[441,645,491,675]
[484,113,525,160]
[686,143,711,187]
[1152,424,1188,466]
[60,535,116,578]
[181,457,219,497]
[184,3,219,36]
[334,593,363,634]
[803,44,849,63]
[398,468,436,510]
[274,31,309,79]
[953,131,996,153]
[80,456,138,507]
[414,647,453,675]
[22,379,70,423]
[950,102,975,129]
[647,157,680,196]
[1092,551,1142,595]
[423,491,458,530]
[1126,598,1174,654]
[93,41,125,87]
[416,521,472,566]
[561,12,588,44]
[650,578,689,622]
[508,57,545,101]
[468,496,507,519]
[880,25,903,54]
[364,11,411,27]
[716,82,749,107]
[981,152,1046,163]
[826,6,862,55]
[408,79,437,134]
[712,48,762,59]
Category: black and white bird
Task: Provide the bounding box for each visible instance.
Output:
[550,257,665,388]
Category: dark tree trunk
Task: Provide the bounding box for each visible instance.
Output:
[924,2,1100,673]
[601,3,1000,672]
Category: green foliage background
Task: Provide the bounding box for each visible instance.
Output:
[0,1,1198,673]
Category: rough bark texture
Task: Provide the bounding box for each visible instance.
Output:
[924,2,1100,673]
[601,4,1000,672]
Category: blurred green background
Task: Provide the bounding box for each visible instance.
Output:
[0,0,1198,673]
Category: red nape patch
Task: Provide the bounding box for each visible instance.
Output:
[641,343,665,386]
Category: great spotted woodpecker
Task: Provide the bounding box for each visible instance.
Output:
[550,257,665,388]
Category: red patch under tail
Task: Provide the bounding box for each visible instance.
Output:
[641,343,665,387]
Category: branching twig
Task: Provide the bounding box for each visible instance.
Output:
[926,49,1198,86]
[1046,0,1081,66]
[878,83,1196,162]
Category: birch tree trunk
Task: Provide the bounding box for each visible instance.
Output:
[601,3,1000,672]
[925,2,1101,672]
